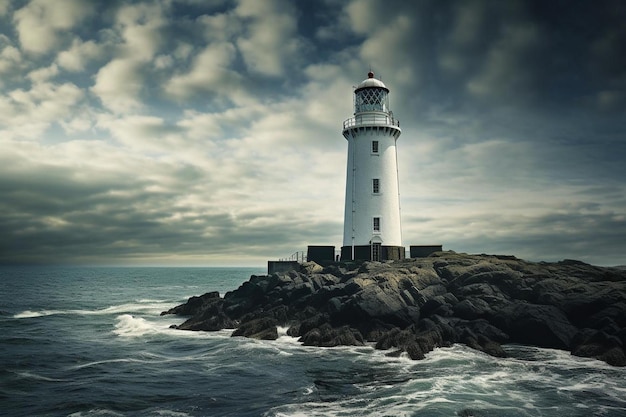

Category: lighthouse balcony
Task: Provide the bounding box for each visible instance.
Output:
[343,112,400,130]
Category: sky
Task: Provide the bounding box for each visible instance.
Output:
[0,0,625,267]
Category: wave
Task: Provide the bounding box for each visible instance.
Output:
[66,357,156,371]
[112,314,236,340]
[153,410,192,417]
[13,300,174,319]
[11,371,68,382]
[265,344,626,417]
[13,310,64,318]
[67,409,125,417]
[113,314,165,337]
[67,408,191,417]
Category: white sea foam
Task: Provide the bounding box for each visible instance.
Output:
[13,300,174,320]
[153,409,192,417]
[112,313,237,341]
[67,357,151,371]
[13,371,67,382]
[113,314,163,337]
[13,309,63,318]
[67,409,124,417]
[265,343,626,417]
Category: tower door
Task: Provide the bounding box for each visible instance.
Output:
[372,242,381,261]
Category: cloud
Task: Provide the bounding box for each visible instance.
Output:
[91,58,145,112]
[57,38,103,72]
[234,0,304,76]
[438,1,489,74]
[0,80,84,140]
[0,34,23,84]
[0,0,624,266]
[115,1,165,60]
[466,22,541,99]
[27,63,59,83]
[96,114,186,153]
[13,0,93,55]
[0,132,344,265]
[358,14,415,87]
[90,1,167,112]
[344,0,379,35]
[164,42,245,103]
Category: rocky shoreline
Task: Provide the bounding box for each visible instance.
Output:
[161,252,626,366]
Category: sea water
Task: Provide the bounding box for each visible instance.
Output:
[1,266,625,417]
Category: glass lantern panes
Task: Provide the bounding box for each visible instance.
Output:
[355,87,389,113]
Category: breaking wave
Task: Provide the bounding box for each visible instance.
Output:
[13,299,175,319]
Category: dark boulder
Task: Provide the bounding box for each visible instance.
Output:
[299,324,364,347]
[340,283,420,328]
[173,296,238,331]
[453,298,491,320]
[231,317,278,340]
[160,291,220,316]
[286,312,329,338]
[571,328,625,366]
[453,318,510,344]
[375,327,414,351]
[492,302,577,350]
[374,320,448,359]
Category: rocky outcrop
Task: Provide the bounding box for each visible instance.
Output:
[161,253,626,366]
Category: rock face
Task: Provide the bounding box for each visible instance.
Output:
[161,252,626,366]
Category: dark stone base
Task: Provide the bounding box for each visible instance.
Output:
[410,245,443,258]
[340,245,406,261]
[307,246,336,263]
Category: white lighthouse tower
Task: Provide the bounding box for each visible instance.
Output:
[341,71,404,261]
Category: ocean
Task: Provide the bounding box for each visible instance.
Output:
[1,266,625,417]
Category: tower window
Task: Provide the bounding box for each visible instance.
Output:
[372,178,380,194]
[373,217,380,232]
[372,140,379,153]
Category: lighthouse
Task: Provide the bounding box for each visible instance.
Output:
[341,71,405,261]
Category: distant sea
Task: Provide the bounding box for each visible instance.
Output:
[2,266,626,417]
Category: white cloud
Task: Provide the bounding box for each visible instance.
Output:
[27,63,59,83]
[234,0,303,76]
[59,108,96,135]
[345,0,379,34]
[176,106,261,141]
[164,42,246,103]
[91,58,145,113]
[96,114,184,153]
[91,1,167,112]
[0,35,23,82]
[57,39,104,72]
[13,0,93,55]
[198,11,241,42]
[115,2,165,61]
[0,81,84,140]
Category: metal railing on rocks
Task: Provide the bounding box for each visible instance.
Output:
[279,251,307,263]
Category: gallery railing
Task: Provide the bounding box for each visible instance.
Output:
[343,113,400,130]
